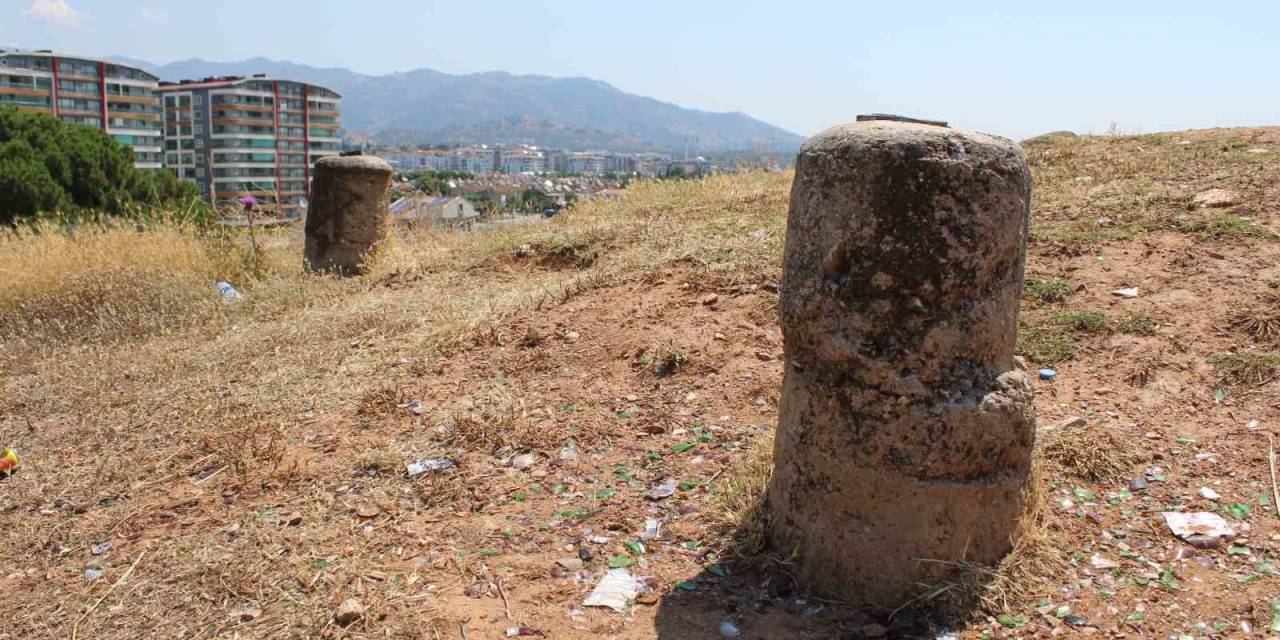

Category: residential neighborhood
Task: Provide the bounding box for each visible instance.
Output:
[378,144,714,179]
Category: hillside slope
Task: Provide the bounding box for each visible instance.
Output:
[112,56,804,152]
[2,127,1280,638]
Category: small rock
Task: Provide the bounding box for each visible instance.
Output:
[578,547,593,562]
[1047,416,1086,431]
[399,399,426,414]
[334,598,364,626]
[1192,188,1239,208]
[231,606,262,622]
[636,592,660,605]
[646,479,678,500]
[355,501,382,518]
[1129,476,1148,491]
[1198,487,1221,501]
[1063,614,1090,627]
[512,453,536,470]
[556,557,585,571]
[1111,287,1139,299]
[1089,554,1120,570]
[702,293,719,306]
[862,623,889,638]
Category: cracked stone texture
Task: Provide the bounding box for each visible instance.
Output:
[304,155,393,275]
[766,120,1036,610]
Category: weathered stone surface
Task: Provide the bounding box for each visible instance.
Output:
[334,597,364,625]
[304,154,393,275]
[766,119,1035,610]
[1192,188,1239,208]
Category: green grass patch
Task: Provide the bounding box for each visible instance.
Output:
[1116,313,1155,336]
[1054,309,1110,333]
[1024,277,1073,305]
[1177,214,1275,241]
[1018,321,1080,365]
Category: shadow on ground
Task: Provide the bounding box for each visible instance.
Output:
[650,503,979,639]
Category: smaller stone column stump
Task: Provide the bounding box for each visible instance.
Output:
[304,154,393,275]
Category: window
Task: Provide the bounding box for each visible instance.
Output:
[194,138,203,149]
[194,94,203,105]
[195,168,204,177]
[193,124,203,135]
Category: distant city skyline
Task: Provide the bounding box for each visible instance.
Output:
[6,0,1280,140]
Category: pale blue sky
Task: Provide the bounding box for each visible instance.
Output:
[4,0,1278,139]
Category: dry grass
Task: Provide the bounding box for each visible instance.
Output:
[1040,423,1143,481]
[921,471,1066,618]
[1230,298,1280,343]
[709,430,775,560]
[0,221,253,349]
[4,127,1278,636]
[0,172,793,637]
[1211,350,1280,386]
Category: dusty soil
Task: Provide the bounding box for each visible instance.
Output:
[4,127,1280,639]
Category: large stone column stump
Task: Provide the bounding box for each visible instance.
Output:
[766,116,1036,610]
[304,153,393,275]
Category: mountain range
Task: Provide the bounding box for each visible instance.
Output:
[110,56,804,153]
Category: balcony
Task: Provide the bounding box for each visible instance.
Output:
[0,85,51,97]
[106,94,159,106]
[211,101,275,113]
[212,116,274,127]
[57,71,101,82]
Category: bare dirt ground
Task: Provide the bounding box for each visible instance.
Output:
[3,127,1280,639]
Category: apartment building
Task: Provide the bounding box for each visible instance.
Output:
[498,146,546,174]
[157,75,341,218]
[556,152,607,175]
[0,50,163,168]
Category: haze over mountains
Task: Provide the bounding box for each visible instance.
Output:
[112,56,803,153]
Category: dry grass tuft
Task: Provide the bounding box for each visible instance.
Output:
[0,221,249,348]
[1230,299,1280,343]
[1211,350,1280,386]
[445,389,568,454]
[1040,423,1142,480]
[710,430,775,560]
[921,471,1066,618]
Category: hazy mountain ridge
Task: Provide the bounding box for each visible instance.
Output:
[111,56,804,152]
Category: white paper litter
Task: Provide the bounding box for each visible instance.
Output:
[641,518,662,541]
[1163,511,1234,541]
[406,459,457,476]
[1111,287,1140,298]
[583,568,640,612]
